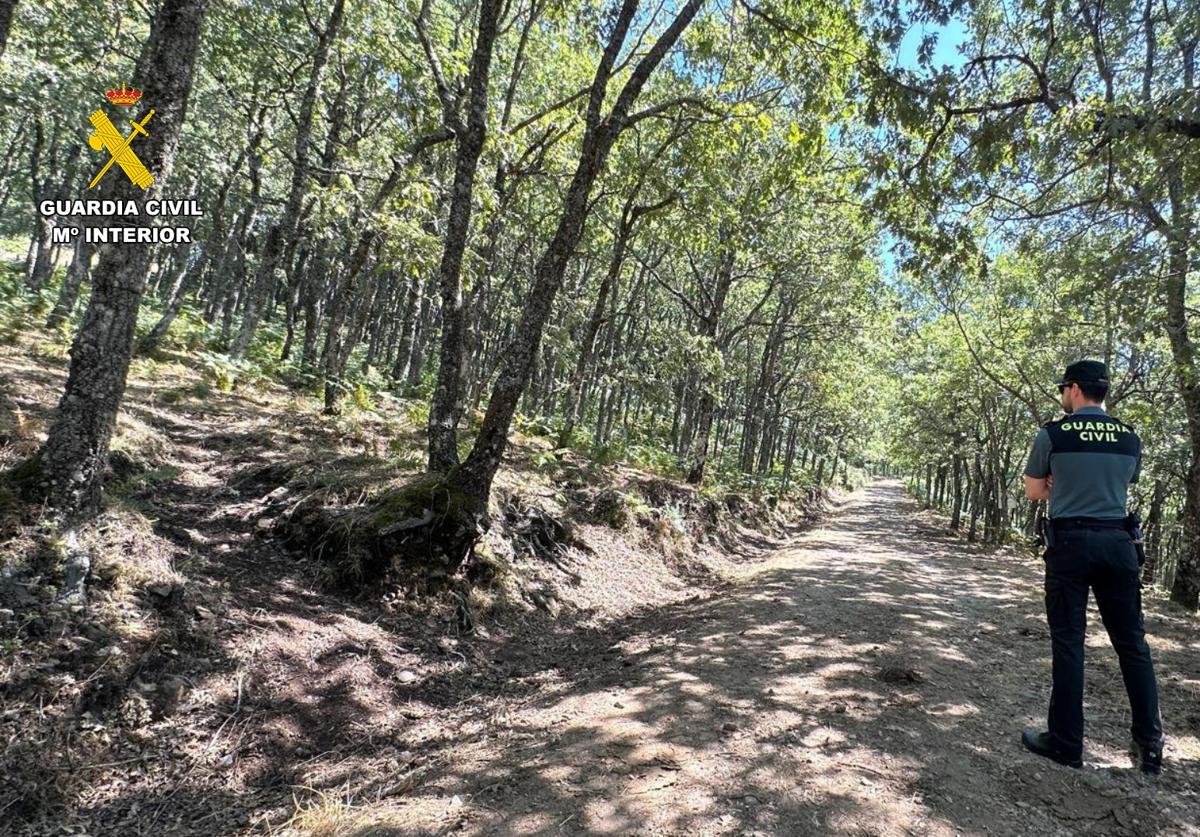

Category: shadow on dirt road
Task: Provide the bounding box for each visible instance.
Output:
[383,481,1200,836]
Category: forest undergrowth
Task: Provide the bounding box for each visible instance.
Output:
[0,321,832,835]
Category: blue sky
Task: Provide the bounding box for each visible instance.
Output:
[876,13,970,283]
[894,15,970,71]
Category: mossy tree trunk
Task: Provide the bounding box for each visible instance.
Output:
[36,0,207,522]
[425,0,504,472]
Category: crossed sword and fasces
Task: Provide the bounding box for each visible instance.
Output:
[87,108,155,189]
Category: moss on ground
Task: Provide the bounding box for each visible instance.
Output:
[366,471,473,531]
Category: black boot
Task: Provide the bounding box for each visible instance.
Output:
[1021,729,1082,768]
[1131,739,1163,775]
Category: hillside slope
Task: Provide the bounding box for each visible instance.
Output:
[0,335,827,835]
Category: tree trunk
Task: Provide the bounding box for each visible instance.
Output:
[1143,478,1166,584]
[0,0,17,58]
[950,453,963,530]
[391,271,421,386]
[34,0,207,521]
[25,117,54,291]
[558,208,628,448]
[279,243,309,361]
[299,247,329,370]
[229,0,344,358]
[686,245,736,484]
[321,162,405,411]
[45,239,90,330]
[141,136,251,353]
[781,417,798,491]
[453,0,703,510]
[136,241,194,352]
[407,276,433,389]
[426,0,503,471]
[211,200,257,331]
[1157,169,1199,607]
[360,0,704,586]
[967,452,983,542]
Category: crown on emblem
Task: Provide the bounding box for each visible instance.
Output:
[105,83,142,106]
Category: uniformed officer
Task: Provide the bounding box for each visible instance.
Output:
[1021,360,1163,773]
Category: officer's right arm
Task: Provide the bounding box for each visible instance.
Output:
[1024,428,1052,500]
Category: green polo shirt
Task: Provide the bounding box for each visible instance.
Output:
[1025,406,1141,519]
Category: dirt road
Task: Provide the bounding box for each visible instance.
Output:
[387,481,1199,836]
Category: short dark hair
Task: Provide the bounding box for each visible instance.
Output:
[1077,381,1108,403]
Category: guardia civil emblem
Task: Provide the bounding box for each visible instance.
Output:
[88,84,155,190]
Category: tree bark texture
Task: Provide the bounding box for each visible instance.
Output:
[37,0,208,521]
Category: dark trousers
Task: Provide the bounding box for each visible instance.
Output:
[1043,526,1163,757]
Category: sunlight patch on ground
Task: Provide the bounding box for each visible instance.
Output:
[811,660,868,680]
[927,644,975,663]
[925,701,980,717]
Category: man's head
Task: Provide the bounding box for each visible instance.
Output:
[1057,360,1109,413]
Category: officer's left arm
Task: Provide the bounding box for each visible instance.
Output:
[1025,476,1051,500]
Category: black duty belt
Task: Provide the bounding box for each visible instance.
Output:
[1051,517,1127,531]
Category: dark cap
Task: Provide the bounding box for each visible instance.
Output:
[1057,360,1109,387]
